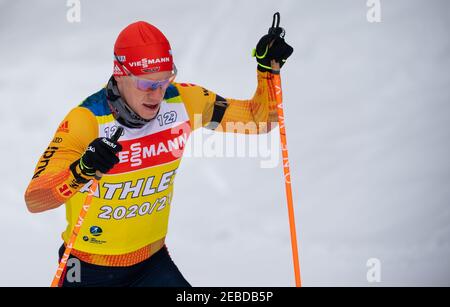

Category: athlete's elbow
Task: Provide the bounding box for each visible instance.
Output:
[24,187,58,213]
[25,197,56,214]
[26,202,42,214]
[25,198,40,214]
[24,190,41,213]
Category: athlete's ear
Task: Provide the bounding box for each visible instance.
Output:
[113,75,123,83]
[114,76,128,89]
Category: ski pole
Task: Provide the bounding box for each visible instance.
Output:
[50,127,124,287]
[269,12,302,287]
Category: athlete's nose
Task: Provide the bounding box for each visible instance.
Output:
[146,87,164,100]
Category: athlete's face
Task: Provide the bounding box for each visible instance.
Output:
[114,71,173,120]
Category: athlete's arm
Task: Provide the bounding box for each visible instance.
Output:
[24,107,98,213]
[175,69,278,134]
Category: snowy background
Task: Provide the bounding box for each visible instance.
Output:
[0,0,449,286]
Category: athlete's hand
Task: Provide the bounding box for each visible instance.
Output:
[253,13,293,72]
[253,33,293,73]
[70,137,122,182]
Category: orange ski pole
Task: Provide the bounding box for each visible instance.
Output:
[50,127,123,287]
[271,59,302,287]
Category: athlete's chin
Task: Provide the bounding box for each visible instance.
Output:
[139,104,161,120]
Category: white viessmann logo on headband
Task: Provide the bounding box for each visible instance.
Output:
[129,57,171,68]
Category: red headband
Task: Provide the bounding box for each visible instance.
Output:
[113,21,173,76]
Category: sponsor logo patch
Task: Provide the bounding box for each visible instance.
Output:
[32,146,59,179]
[90,226,103,237]
[57,183,73,197]
[57,121,69,133]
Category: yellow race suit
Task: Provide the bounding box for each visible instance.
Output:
[24,69,279,266]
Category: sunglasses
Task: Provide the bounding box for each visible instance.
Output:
[114,55,177,91]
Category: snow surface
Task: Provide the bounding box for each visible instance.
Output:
[0,0,449,286]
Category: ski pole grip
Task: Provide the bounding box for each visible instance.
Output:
[111,126,124,142]
[94,126,124,180]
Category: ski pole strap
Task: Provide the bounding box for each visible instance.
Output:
[268,12,285,38]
